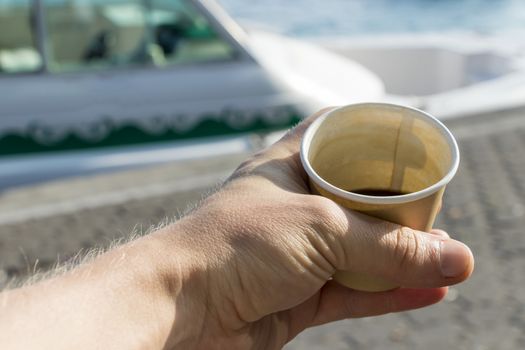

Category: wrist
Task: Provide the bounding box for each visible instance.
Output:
[93,234,184,349]
[147,221,210,349]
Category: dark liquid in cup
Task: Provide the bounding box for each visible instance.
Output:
[349,188,408,196]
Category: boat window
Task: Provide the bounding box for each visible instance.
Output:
[0,0,43,73]
[147,0,237,65]
[43,0,236,72]
[44,0,150,72]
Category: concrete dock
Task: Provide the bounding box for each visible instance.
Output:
[1,108,525,349]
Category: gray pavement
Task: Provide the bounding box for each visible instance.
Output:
[2,108,525,349]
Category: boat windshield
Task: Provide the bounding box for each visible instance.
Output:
[0,0,238,74]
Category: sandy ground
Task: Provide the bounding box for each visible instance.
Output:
[2,108,525,349]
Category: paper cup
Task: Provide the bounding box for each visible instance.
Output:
[300,103,460,292]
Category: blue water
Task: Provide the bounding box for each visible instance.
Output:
[217,0,525,37]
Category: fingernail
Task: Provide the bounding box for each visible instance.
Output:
[439,241,471,278]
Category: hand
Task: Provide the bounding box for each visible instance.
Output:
[158,108,475,349]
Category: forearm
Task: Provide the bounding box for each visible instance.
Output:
[0,229,198,350]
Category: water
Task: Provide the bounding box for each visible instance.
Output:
[217,0,525,37]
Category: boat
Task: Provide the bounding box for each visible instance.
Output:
[0,0,382,157]
[0,0,386,188]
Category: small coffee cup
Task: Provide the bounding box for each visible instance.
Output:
[300,103,460,292]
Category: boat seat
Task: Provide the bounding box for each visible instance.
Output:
[0,48,41,73]
[0,7,40,73]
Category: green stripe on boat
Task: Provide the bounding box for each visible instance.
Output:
[0,107,303,156]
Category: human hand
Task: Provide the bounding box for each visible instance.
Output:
[158,108,475,349]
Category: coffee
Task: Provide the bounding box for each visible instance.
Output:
[349,188,407,196]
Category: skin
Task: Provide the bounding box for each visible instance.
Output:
[0,109,474,350]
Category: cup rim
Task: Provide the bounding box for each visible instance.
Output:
[300,102,460,205]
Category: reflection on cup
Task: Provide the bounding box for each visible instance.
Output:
[300,103,460,292]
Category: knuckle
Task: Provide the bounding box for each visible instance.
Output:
[312,106,337,118]
[305,196,344,234]
[229,155,261,180]
[392,226,422,271]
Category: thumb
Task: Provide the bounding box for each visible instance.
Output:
[312,198,474,288]
[344,210,474,287]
